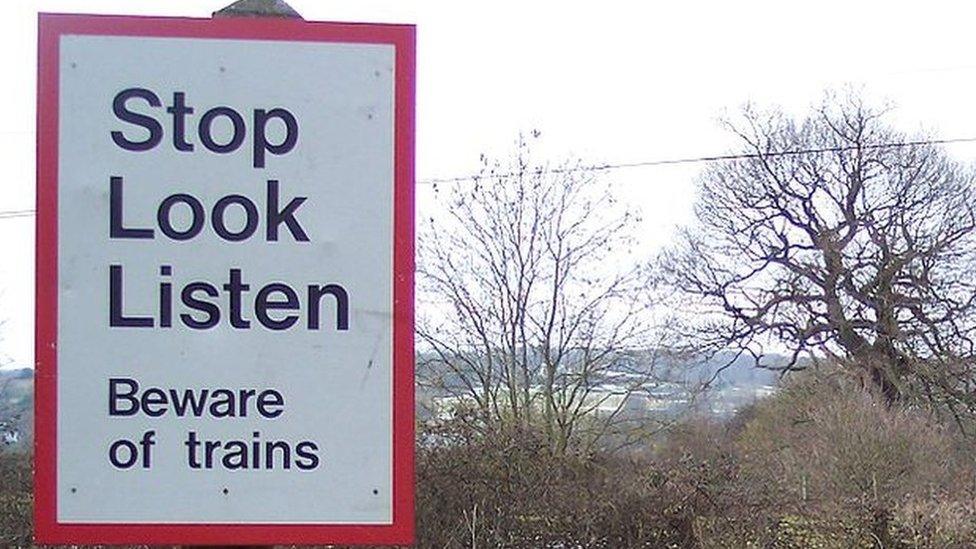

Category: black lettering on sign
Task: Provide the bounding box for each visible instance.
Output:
[110,88,299,168]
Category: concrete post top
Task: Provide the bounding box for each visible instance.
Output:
[213,0,303,19]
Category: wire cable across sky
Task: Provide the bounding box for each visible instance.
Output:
[0,209,35,220]
[418,136,976,184]
[2,135,976,220]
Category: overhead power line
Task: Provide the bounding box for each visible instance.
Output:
[418,136,976,185]
[0,209,35,220]
[1,135,975,221]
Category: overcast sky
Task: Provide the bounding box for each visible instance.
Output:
[2,0,976,369]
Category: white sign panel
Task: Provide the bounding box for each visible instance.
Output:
[36,14,415,546]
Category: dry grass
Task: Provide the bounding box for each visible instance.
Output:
[4,374,976,548]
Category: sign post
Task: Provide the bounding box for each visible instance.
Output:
[35,6,415,546]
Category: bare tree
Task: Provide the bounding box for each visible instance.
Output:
[661,94,976,414]
[0,327,17,451]
[418,134,662,454]
[0,378,17,448]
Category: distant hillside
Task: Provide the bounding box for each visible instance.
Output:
[0,368,32,452]
[677,350,785,388]
[0,351,788,452]
[418,348,782,390]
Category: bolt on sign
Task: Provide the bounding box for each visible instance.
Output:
[35,13,415,546]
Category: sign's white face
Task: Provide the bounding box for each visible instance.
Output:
[56,34,395,523]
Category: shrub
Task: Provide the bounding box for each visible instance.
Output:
[6,369,976,548]
[412,423,690,547]
[0,452,31,547]
[736,374,957,510]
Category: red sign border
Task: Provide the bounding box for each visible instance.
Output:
[35,12,415,546]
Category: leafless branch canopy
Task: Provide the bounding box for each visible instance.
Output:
[662,94,976,410]
[418,134,662,453]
